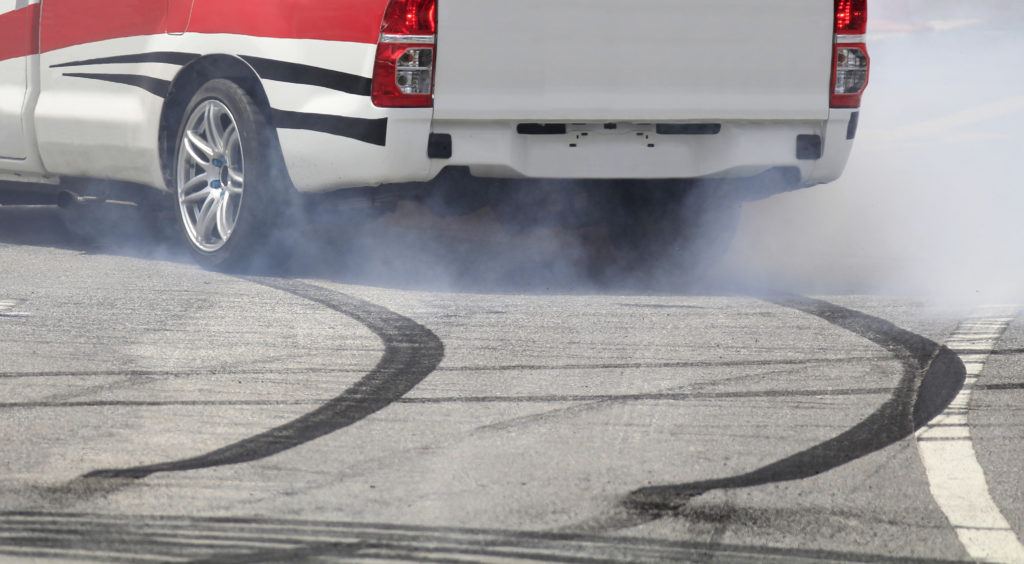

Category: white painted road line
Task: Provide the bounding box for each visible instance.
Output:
[0,298,29,318]
[916,307,1024,564]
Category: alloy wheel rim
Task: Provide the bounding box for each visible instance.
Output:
[177,100,245,252]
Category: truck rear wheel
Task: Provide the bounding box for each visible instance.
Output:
[173,79,287,271]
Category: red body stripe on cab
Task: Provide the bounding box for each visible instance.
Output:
[188,0,389,45]
[40,0,167,54]
[0,5,40,62]
[35,0,388,55]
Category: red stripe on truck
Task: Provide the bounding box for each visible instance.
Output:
[187,0,388,45]
[39,0,166,54]
[0,5,40,62]
[22,0,388,57]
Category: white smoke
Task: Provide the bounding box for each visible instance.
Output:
[722,0,1024,303]
[35,0,1024,300]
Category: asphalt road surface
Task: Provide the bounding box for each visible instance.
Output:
[0,201,1022,563]
[3,8,1024,563]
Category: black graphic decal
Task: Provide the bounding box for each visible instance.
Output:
[240,55,372,96]
[271,109,387,146]
[50,51,200,69]
[61,73,171,98]
[55,51,387,146]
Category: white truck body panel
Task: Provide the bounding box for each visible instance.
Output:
[0,0,34,161]
[0,57,28,159]
[434,0,834,122]
[35,38,173,189]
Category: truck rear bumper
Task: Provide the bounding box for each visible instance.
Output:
[282,108,859,193]
[428,109,859,187]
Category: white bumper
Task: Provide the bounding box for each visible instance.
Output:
[283,108,859,192]
[429,109,859,186]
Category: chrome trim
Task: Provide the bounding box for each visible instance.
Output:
[380,34,436,45]
[834,34,867,43]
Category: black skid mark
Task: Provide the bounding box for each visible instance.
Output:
[85,277,444,479]
[624,296,965,513]
[0,512,967,564]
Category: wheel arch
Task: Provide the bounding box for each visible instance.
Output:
[158,55,276,190]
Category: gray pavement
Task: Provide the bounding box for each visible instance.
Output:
[0,206,1017,562]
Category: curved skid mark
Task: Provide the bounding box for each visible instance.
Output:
[85,277,444,479]
[625,296,966,512]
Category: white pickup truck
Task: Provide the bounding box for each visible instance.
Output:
[0,0,869,270]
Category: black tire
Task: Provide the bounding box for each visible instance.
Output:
[172,79,290,271]
[603,180,742,279]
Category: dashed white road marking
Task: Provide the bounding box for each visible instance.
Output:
[0,298,30,318]
[916,306,1024,563]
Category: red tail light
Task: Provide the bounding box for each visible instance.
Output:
[381,0,437,36]
[830,43,869,107]
[372,0,437,107]
[832,0,868,107]
[835,0,867,35]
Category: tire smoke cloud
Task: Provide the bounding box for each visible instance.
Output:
[723,0,1024,303]
[19,0,1019,300]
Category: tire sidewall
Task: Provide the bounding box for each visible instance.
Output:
[173,79,286,271]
